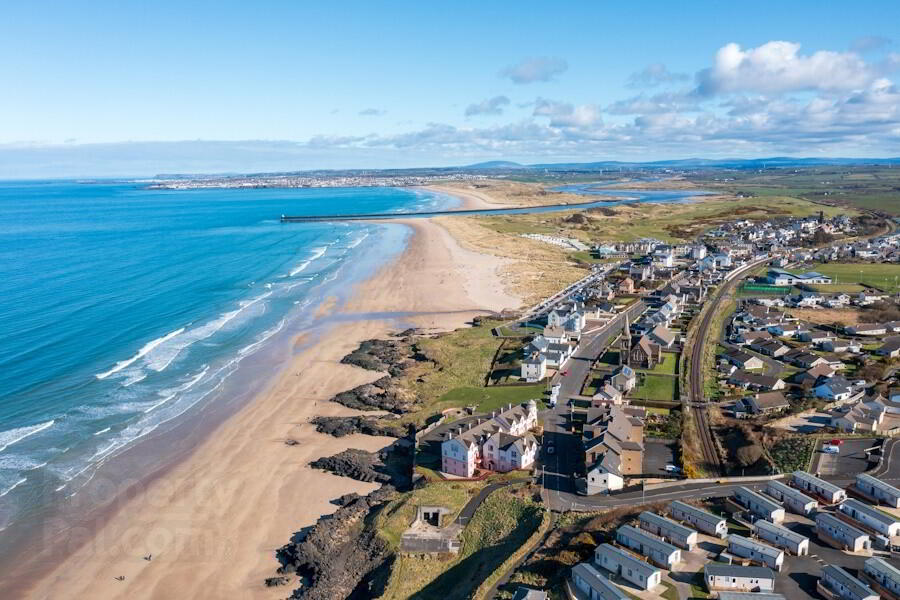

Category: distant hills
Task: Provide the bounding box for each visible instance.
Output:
[463,157,900,170]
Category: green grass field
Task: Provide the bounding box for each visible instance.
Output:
[379,488,543,600]
[637,352,678,375]
[438,385,547,413]
[633,373,677,402]
[803,262,900,293]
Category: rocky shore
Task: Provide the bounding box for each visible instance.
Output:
[273,485,397,600]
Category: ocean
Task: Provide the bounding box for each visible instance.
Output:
[0,181,451,535]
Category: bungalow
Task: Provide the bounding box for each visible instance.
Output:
[704,564,776,593]
[638,512,698,550]
[746,391,790,415]
[737,330,773,345]
[750,339,790,358]
[846,323,888,336]
[799,329,836,344]
[615,525,681,569]
[815,377,855,402]
[876,336,900,358]
[593,543,662,591]
[512,587,549,600]
[766,322,801,338]
[815,513,871,552]
[724,349,765,371]
[571,562,628,600]
[792,471,847,504]
[592,384,624,407]
[787,350,830,369]
[821,339,862,354]
[793,364,836,387]
[856,473,900,508]
[733,486,785,523]
[726,534,784,571]
[669,501,728,537]
[728,371,785,392]
[753,520,809,555]
[819,565,878,600]
[839,498,900,537]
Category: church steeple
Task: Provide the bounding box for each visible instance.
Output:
[619,312,631,366]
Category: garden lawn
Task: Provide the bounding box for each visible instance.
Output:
[438,385,547,414]
[633,374,677,402]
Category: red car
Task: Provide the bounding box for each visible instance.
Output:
[829,439,843,446]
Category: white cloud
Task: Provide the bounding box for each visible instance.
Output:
[464,95,510,116]
[499,57,568,84]
[359,108,386,116]
[626,63,689,88]
[696,41,878,95]
[851,35,891,54]
[532,98,602,127]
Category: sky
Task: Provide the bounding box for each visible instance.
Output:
[2,1,900,177]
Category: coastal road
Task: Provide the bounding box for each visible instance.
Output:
[686,256,771,475]
[540,300,647,510]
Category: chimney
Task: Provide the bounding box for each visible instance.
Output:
[447,431,452,440]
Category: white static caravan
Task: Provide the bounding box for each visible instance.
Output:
[765,479,817,515]
[863,557,900,599]
[593,543,662,591]
[839,498,900,537]
[733,486,785,523]
[638,511,698,550]
[572,562,629,600]
[792,471,847,504]
[704,563,776,593]
[615,525,681,570]
[815,512,871,552]
[726,534,784,571]
[669,501,727,538]
[752,520,809,555]
[820,565,879,600]
[856,473,900,509]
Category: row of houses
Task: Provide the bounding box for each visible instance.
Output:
[440,401,539,477]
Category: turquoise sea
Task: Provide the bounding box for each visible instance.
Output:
[0,178,705,553]
[0,181,451,534]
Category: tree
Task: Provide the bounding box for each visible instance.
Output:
[736,442,763,468]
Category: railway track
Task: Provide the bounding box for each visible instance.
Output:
[687,257,771,475]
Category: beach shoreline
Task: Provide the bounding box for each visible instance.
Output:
[14,199,519,598]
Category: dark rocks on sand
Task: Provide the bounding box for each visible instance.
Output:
[329,376,416,414]
[265,575,290,587]
[309,449,392,484]
[310,416,403,438]
[275,486,397,600]
[340,334,427,377]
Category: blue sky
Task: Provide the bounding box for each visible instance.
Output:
[2,1,900,176]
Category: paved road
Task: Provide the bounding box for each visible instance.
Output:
[540,301,647,509]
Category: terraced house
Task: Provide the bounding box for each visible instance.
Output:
[440,400,538,477]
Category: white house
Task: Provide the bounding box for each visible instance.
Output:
[639,511,698,550]
[733,487,785,523]
[815,377,855,402]
[520,352,547,382]
[793,471,847,504]
[863,557,900,599]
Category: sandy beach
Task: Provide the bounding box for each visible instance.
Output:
[17,215,519,599]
